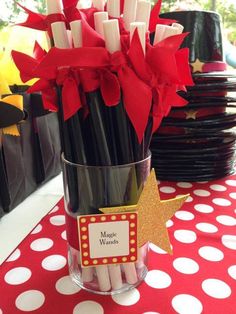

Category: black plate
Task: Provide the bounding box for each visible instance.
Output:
[152,131,236,143]
[178,92,236,103]
[188,81,236,92]
[193,71,236,79]
[154,170,235,182]
[162,113,236,129]
[151,149,235,161]
[152,158,235,168]
[172,102,236,110]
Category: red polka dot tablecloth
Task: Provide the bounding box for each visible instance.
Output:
[1,175,236,314]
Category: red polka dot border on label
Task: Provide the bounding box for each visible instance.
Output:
[78,213,138,267]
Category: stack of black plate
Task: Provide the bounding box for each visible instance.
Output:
[151,11,236,181]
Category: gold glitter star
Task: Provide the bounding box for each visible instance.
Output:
[185,109,198,120]
[100,170,188,254]
[191,58,205,73]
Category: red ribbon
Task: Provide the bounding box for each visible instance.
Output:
[12,42,82,120]
[12,29,193,141]
[202,61,227,73]
[56,67,82,120]
[128,30,193,133]
[16,3,67,37]
[149,0,177,33]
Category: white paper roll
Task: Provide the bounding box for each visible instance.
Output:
[95,265,112,292]
[172,22,184,34]
[135,0,151,31]
[108,265,123,290]
[78,251,94,282]
[107,0,120,18]
[46,0,62,14]
[81,267,94,282]
[94,12,109,37]
[45,32,51,50]
[154,24,180,45]
[67,30,73,48]
[92,0,104,11]
[130,22,146,54]
[70,20,83,48]
[123,0,137,31]
[123,263,138,285]
[51,22,70,48]
[103,19,121,53]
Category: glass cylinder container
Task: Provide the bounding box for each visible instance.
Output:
[62,154,151,295]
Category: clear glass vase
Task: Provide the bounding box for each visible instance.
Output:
[62,154,151,295]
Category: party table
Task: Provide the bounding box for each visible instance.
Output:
[1,174,236,314]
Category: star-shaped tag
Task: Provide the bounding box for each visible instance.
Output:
[100,170,188,254]
[191,58,205,73]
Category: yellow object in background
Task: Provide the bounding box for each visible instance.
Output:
[0,26,47,86]
[0,72,11,97]
[0,95,24,136]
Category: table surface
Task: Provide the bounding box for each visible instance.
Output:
[1,174,236,314]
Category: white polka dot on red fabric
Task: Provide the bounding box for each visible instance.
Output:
[73,301,104,314]
[177,195,193,203]
[212,198,231,207]
[194,204,214,214]
[196,223,218,233]
[160,186,176,194]
[198,246,224,262]
[210,184,227,192]
[166,220,174,228]
[193,189,210,197]
[175,211,195,221]
[222,235,236,250]
[112,289,140,306]
[50,205,59,213]
[225,180,236,187]
[216,215,236,226]
[31,224,43,235]
[30,238,53,252]
[0,309,2,314]
[49,215,65,226]
[174,230,197,244]
[15,290,45,311]
[4,267,31,285]
[149,243,168,254]
[150,243,173,254]
[56,276,81,295]
[173,257,199,274]
[61,230,67,240]
[145,270,171,289]
[42,255,67,271]
[229,192,236,199]
[185,196,193,203]
[177,182,193,188]
[228,265,236,280]
[172,294,203,314]
[202,279,231,299]
[6,249,21,262]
